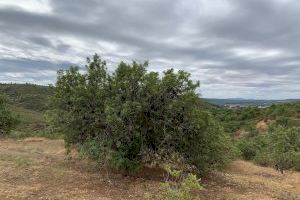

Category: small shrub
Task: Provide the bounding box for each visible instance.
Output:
[78,139,103,160]
[147,167,203,200]
[254,152,272,166]
[275,116,290,127]
[237,140,257,160]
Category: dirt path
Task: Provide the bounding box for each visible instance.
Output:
[0,138,299,200]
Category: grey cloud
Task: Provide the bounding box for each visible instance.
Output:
[206,0,300,50]
[0,58,72,73]
[0,0,299,99]
[27,36,53,47]
[26,36,71,52]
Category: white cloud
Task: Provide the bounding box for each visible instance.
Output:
[0,0,52,14]
[231,47,283,60]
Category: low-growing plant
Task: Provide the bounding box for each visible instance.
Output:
[254,151,272,166]
[0,154,32,167]
[146,166,203,200]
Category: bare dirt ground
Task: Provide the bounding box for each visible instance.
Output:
[202,161,300,200]
[0,138,299,200]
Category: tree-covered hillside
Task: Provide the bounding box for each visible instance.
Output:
[0,83,53,111]
[0,84,55,138]
[205,98,300,107]
[211,103,300,135]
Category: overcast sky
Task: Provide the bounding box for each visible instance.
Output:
[0,0,300,99]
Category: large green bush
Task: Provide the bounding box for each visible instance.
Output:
[268,126,300,170]
[50,54,232,174]
[0,96,17,135]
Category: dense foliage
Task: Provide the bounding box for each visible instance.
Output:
[0,96,17,135]
[209,100,300,171]
[50,54,232,174]
[237,125,300,171]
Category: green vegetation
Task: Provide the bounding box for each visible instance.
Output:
[4,104,62,139]
[0,96,18,135]
[0,83,53,112]
[210,101,300,171]
[8,104,45,132]
[0,154,33,167]
[0,84,60,139]
[1,54,300,178]
[49,54,232,174]
[237,125,300,171]
[146,167,203,200]
[211,106,264,134]
[211,102,300,134]
[1,54,300,200]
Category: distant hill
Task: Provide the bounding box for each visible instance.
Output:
[2,83,299,110]
[0,83,53,111]
[204,98,300,107]
[0,83,54,134]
